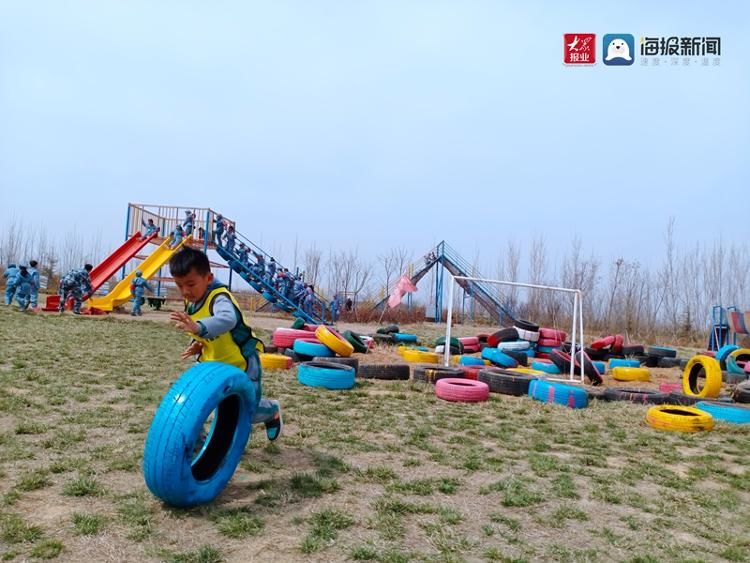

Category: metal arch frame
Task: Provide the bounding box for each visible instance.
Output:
[444,275,585,384]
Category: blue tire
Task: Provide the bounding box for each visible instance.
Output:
[459,356,486,366]
[293,339,333,357]
[298,361,355,390]
[609,358,641,370]
[532,361,561,374]
[481,347,518,368]
[143,362,256,507]
[593,361,607,374]
[537,345,558,354]
[694,401,750,424]
[529,379,588,409]
[392,333,418,343]
[716,345,739,363]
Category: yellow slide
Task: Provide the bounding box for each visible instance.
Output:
[88,236,192,311]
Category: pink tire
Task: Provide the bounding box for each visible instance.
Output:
[539,327,566,341]
[591,335,615,349]
[538,338,563,347]
[272,328,316,348]
[659,382,683,393]
[458,336,480,346]
[435,378,489,402]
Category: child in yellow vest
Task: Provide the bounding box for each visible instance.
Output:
[168,247,282,440]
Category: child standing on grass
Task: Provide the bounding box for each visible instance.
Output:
[168,247,282,441]
[14,265,33,311]
[130,270,154,316]
[28,260,40,309]
[3,263,18,305]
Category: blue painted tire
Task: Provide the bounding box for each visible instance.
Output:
[529,379,588,409]
[392,333,418,343]
[143,362,256,507]
[609,358,641,370]
[593,361,607,374]
[531,361,560,374]
[537,345,558,354]
[298,361,355,390]
[459,356,486,366]
[727,354,749,375]
[694,401,750,424]
[716,345,739,363]
[293,339,333,358]
[481,347,518,368]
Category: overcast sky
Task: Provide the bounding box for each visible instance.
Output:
[1,1,748,277]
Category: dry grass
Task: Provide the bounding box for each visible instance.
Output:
[1,306,749,562]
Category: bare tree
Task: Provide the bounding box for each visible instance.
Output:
[304,244,322,288]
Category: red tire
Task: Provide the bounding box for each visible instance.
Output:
[462,344,480,354]
[458,336,479,346]
[536,353,551,360]
[435,378,489,402]
[613,334,624,354]
[460,365,484,380]
[303,324,320,332]
[272,328,316,348]
[538,338,563,347]
[539,328,566,341]
[591,335,615,350]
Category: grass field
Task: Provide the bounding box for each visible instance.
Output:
[1,306,749,562]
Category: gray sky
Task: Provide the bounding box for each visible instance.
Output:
[1,1,748,274]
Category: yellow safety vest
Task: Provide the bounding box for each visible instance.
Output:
[186,285,262,371]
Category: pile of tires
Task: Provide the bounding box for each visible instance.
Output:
[270,325,371,365]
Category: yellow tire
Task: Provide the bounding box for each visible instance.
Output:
[645,405,714,432]
[507,368,546,376]
[682,356,722,398]
[402,349,440,364]
[259,353,292,370]
[611,366,651,382]
[315,326,354,357]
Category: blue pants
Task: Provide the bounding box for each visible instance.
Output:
[170,235,183,249]
[30,288,38,308]
[132,291,145,315]
[16,292,30,311]
[4,283,17,305]
[246,354,279,425]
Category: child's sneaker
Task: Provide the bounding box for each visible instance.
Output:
[265,403,283,441]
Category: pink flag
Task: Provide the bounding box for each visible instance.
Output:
[387,275,418,308]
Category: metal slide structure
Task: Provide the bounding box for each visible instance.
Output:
[43,232,158,311]
[87,236,192,312]
[372,240,516,324]
[214,230,331,325]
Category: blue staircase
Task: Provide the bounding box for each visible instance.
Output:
[214,230,330,325]
[372,241,516,324]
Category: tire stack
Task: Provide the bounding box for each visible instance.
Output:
[536,327,567,359]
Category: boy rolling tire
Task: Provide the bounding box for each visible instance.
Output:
[143,362,256,507]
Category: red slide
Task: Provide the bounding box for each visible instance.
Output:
[43,232,157,311]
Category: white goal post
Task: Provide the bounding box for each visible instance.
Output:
[444,275,585,383]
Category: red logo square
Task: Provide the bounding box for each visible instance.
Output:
[564,34,596,65]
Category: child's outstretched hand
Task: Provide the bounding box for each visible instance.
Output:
[181,340,203,359]
[170,311,200,334]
